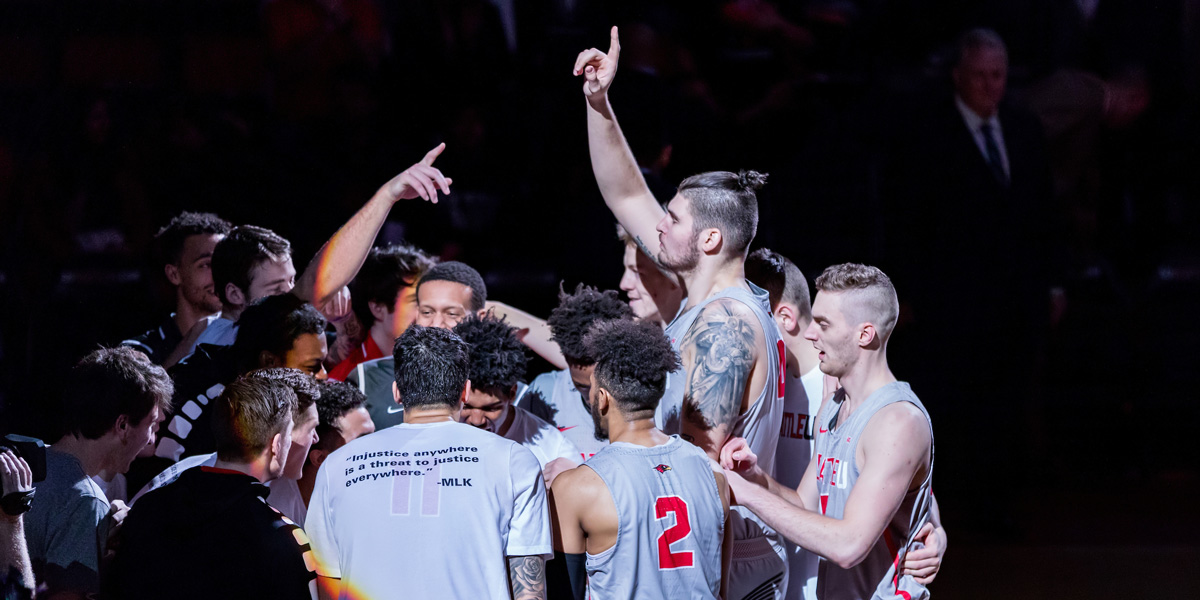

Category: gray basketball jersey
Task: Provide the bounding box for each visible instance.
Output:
[656,282,785,477]
[585,436,724,600]
[812,382,934,600]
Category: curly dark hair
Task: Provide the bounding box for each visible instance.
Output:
[452,314,527,399]
[313,380,367,449]
[546,284,635,367]
[152,211,232,267]
[231,294,327,375]
[415,261,487,311]
[393,324,470,409]
[584,319,680,415]
[350,243,437,329]
[242,367,320,420]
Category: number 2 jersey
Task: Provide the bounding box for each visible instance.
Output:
[305,421,552,600]
[584,436,725,600]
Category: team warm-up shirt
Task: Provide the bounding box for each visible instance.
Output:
[584,436,725,600]
[520,369,608,461]
[775,366,824,600]
[813,382,934,600]
[306,420,552,600]
[502,404,582,469]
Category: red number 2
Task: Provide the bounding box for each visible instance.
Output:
[655,496,694,569]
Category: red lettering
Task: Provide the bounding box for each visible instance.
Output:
[655,496,695,569]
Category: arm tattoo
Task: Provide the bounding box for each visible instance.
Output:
[508,555,546,600]
[681,302,756,435]
[633,235,667,270]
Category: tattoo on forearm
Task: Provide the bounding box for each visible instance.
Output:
[681,303,756,436]
[509,555,546,600]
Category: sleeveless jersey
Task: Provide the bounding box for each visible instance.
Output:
[584,436,724,600]
[655,282,787,567]
[813,382,934,600]
[519,369,609,461]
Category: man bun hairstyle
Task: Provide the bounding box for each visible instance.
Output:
[231,294,327,375]
[212,225,292,305]
[393,324,471,409]
[152,211,232,267]
[212,376,296,463]
[584,319,680,415]
[61,347,174,440]
[314,380,367,450]
[350,243,436,329]
[547,283,635,367]
[676,169,765,256]
[243,367,320,420]
[452,314,528,399]
[814,263,900,340]
[415,261,487,312]
[746,248,812,321]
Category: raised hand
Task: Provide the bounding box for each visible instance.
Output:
[384,143,454,203]
[573,26,621,101]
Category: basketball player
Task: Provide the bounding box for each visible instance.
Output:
[721,263,934,600]
[575,27,788,599]
[552,319,730,600]
[616,224,683,328]
[306,325,550,600]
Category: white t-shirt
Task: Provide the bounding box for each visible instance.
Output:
[775,365,824,600]
[521,369,608,461]
[266,476,308,528]
[306,420,552,600]
[193,316,238,349]
[503,405,581,469]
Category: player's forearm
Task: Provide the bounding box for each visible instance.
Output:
[295,189,395,306]
[487,302,567,369]
[736,483,867,569]
[0,516,34,594]
[585,96,654,215]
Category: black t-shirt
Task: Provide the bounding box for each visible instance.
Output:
[121,314,184,365]
[104,467,316,600]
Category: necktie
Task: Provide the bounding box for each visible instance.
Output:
[979,123,1009,185]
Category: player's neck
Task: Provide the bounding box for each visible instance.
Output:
[403,405,457,424]
[682,258,746,310]
[783,319,819,377]
[836,353,896,416]
[369,325,392,357]
[173,297,216,335]
[606,417,669,447]
[212,457,274,483]
[49,434,110,477]
[220,303,244,322]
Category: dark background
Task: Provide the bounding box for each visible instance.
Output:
[1,1,1198,596]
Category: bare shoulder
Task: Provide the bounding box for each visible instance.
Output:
[862,401,932,457]
[551,464,605,504]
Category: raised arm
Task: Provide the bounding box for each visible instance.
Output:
[574,27,667,262]
[678,299,761,459]
[294,144,453,307]
[725,402,932,569]
[485,301,568,369]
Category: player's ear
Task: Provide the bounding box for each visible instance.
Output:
[392,381,401,405]
[310,448,328,469]
[460,379,472,406]
[775,304,796,333]
[595,387,612,414]
[269,431,287,472]
[699,228,722,254]
[368,300,389,323]
[226,283,246,307]
[858,323,878,348]
[164,263,182,286]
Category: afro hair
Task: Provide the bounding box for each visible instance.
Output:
[584,319,680,414]
[546,283,635,367]
[453,313,528,397]
[313,379,367,449]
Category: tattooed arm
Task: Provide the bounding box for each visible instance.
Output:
[679,299,762,459]
[508,555,547,600]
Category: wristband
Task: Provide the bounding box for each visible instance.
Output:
[1,489,34,516]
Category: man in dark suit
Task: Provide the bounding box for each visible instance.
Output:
[885,28,1058,538]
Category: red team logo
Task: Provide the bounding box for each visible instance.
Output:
[653,464,672,474]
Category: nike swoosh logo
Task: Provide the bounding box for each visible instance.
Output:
[558,426,576,432]
[387,406,403,414]
[818,427,828,434]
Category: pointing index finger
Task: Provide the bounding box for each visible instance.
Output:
[421,142,446,167]
[608,26,620,63]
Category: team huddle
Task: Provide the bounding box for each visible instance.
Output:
[11,28,944,600]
